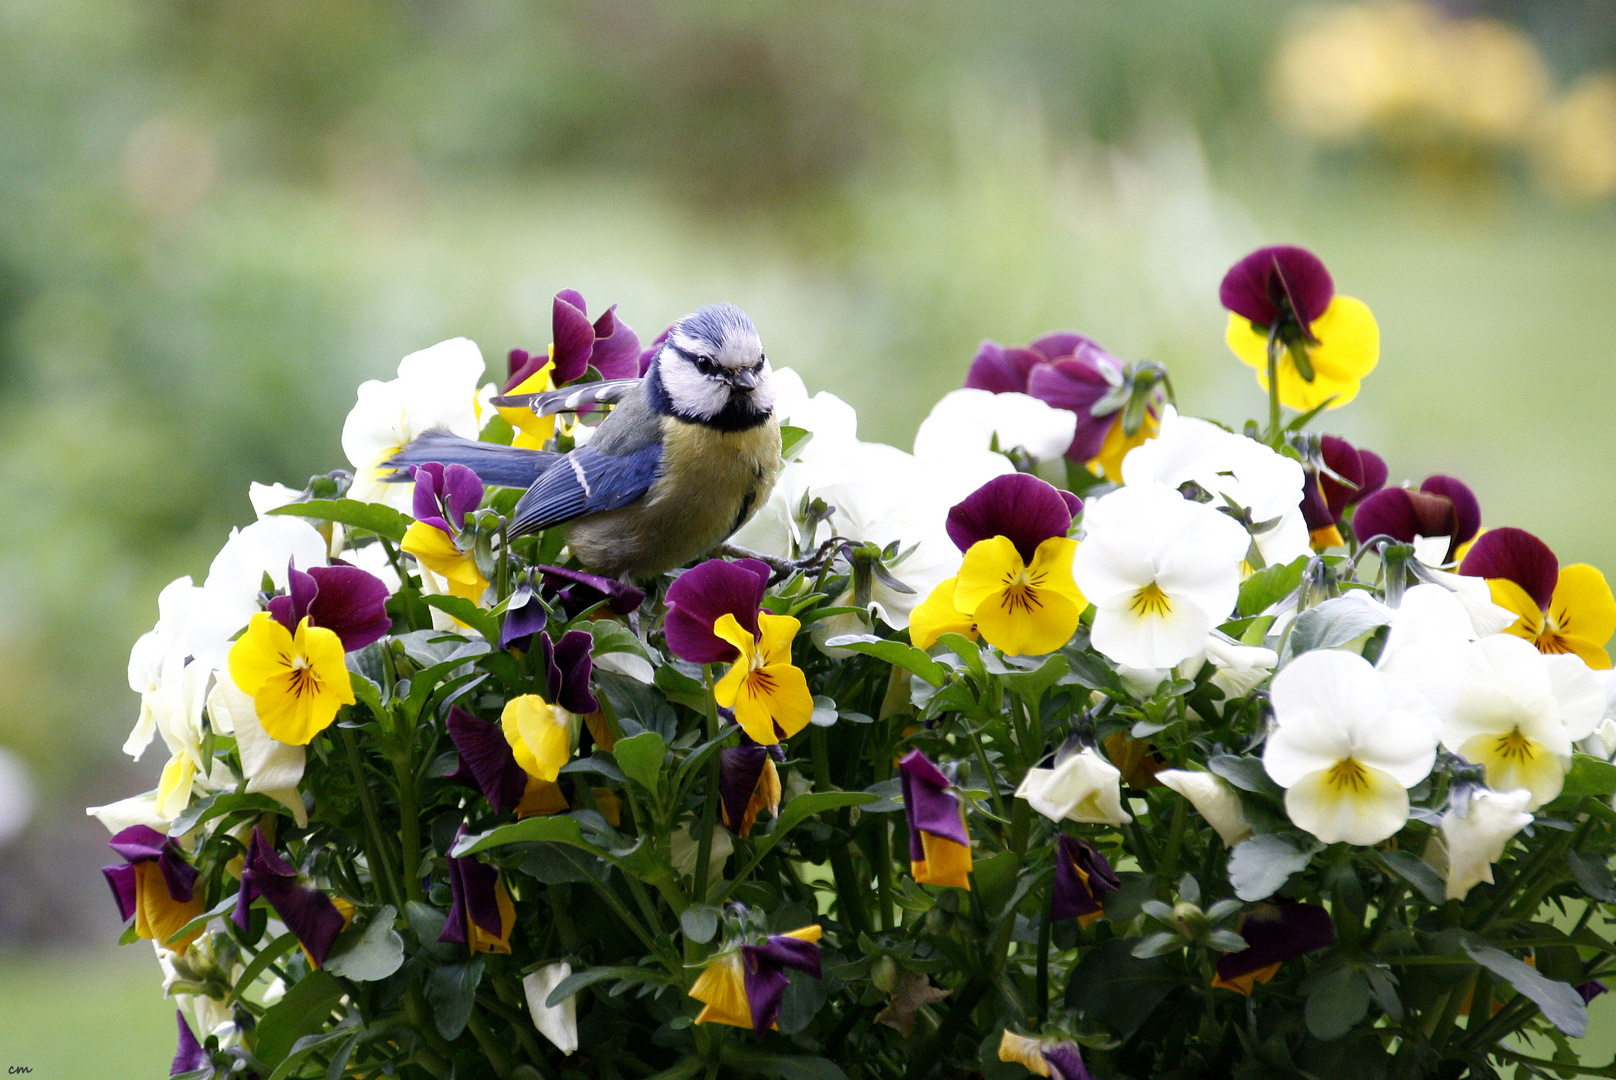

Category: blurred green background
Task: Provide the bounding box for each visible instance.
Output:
[5,0,1616,1073]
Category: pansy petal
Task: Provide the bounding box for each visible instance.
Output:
[1286,763,1410,845]
[1461,527,1559,611]
[446,705,529,813]
[1216,902,1335,982]
[1220,245,1334,327]
[1421,475,1481,549]
[946,474,1074,562]
[664,559,770,663]
[964,340,1038,395]
[909,577,974,651]
[1552,564,1616,662]
[551,290,598,385]
[306,563,393,651]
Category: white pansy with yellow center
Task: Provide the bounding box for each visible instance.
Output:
[1438,634,1603,809]
[341,337,490,508]
[1072,483,1250,669]
[1440,787,1534,900]
[1264,650,1438,846]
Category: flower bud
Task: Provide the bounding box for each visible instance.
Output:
[871,955,899,994]
[1173,902,1209,939]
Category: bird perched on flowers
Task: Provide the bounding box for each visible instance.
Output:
[387,303,782,582]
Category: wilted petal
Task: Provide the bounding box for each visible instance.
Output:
[236,827,346,967]
[741,927,823,1036]
[523,962,579,1055]
[1051,834,1119,923]
[899,750,970,849]
[499,580,549,650]
[171,1011,209,1077]
[1015,748,1132,826]
[1156,769,1252,846]
[1442,787,1533,900]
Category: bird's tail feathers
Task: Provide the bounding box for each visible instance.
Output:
[491,378,641,418]
[383,430,558,489]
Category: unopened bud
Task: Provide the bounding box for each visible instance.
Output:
[1173,902,1209,939]
[871,956,899,994]
[924,907,954,935]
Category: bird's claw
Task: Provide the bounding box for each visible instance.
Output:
[718,539,847,585]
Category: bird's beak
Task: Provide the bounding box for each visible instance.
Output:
[726,367,759,391]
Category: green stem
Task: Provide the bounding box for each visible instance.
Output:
[692,665,722,906]
[1492,1046,1616,1077]
[404,985,456,1077]
[875,816,895,932]
[1157,798,1188,892]
[339,725,404,909]
[967,725,1008,824]
[394,754,424,904]
[1265,323,1284,447]
[466,1009,515,1079]
[1035,891,1053,1026]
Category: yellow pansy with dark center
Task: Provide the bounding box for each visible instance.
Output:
[954,535,1084,657]
[1461,527,1616,669]
[712,612,813,746]
[228,612,355,745]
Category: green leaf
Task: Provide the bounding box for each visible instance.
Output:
[1238,556,1307,617]
[253,970,346,1069]
[1461,935,1588,1037]
[266,1018,359,1080]
[324,905,405,982]
[169,792,290,837]
[1560,753,1616,797]
[580,619,653,660]
[821,634,946,687]
[166,895,240,948]
[1207,754,1283,797]
[229,931,300,1005]
[543,965,668,1008]
[1375,850,1446,906]
[421,595,501,644]
[426,957,485,1040]
[1568,850,1616,902]
[1066,937,1181,1038]
[993,654,1070,708]
[269,498,410,541]
[780,425,813,462]
[1305,965,1371,1041]
[1227,834,1320,901]
[680,905,720,944]
[723,1050,848,1080]
[452,815,603,857]
[936,633,985,683]
[1288,593,1390,656]
[721,792,879,896]
[614,731,669,795]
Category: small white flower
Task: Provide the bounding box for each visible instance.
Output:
[1263,650,1438,846]
[1203,634,1278,698]
[1156,770,1252,847]
[523,962,579,1055]
[248,481,303,519]
[913,388,1077,466]
[1120,406,1310,567]
[1438,635,1603,809]
[341,337,489,508]
[1072,483,1250,669]
[1420,568,1517,637]
[1014,746,1132,826]
[183,517,329,668]
[1440,787,1533,900]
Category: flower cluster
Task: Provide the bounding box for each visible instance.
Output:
[93,266,1616,1080]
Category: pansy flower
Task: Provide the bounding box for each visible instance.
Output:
[968,333,1163,481]
[1354,474,1481,564]
[497,290,643,449]
[400,462,488,604]
[1221,245,1379,412]
[268,560,393,652]
[170,1011,210,1077]
[537,564,646,620]
[1441,787,1534,900]
[1071,483,1248,670]
[232,827,348,968]
[501,694,574,785]
[911,474,1084,657]
[719,734,785,839]
[102,825,205,952]
[1051,834,1120,927]
[664,558,813,746]
[998,1031,1094,1080]
[439,829,517,955]
[1262,650,1438,845]
[1298,434,1387,548]
[1212,901,1336,994]
[1016,745,1132,826]
[899,750,973,889]
[689,924,823,1036]
[227,612,355,747]
[1460,527,1616,669]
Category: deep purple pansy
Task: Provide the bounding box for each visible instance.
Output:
[1354,475,1481,563]
[268,561,392,652]
[446,705,529,813]
[1040,1043,1094,1080]
[498,578,549,651]
[740,930,824,1036]
[1578,980,1610,1005]
[505,290,643,392]
[966,333,1134,463]
[1460,527,1560,611]
[540,629,598,715]
[663,558,773,664]
[899,751,970,850]
[233,827,347,969]
[171,1011,210,1076]
[537,564,646,619]
[1213,901,1335,990]
[410,461,484,533]
[438,827,511,952]
[719,734,785,838]
[101,824,199,927]
[1051,834,1120,923]
[945,474,1079,564]
[1300,435,1387,534]
[1219,246,1334,335]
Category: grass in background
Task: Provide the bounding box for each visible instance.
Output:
[0,950,175,1078]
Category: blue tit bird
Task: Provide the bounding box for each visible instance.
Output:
[385,302,782,582]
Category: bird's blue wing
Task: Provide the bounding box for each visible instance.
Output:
[385,431,558,489]
[508,441,662,538]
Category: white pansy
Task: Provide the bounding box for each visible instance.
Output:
[913,388,1076,466]
[182,517,330,669]
[1120,406,1310,566]
[248,481,303,519]
[1375,583,1480,720]
[1438,635,1603,809]
[148,651,214,821]
[1072,483,1250,669]
[341,337,489,508]
[1156,770,1253,846]
[1014,747,1132,825]
[1440,788,1534,900]
[523,962,580,1055]
[1264,650,1438,846]
[1204,635,1279,698]
[126,576,209,758]
[208,672,307,827]
[87,791,171,833]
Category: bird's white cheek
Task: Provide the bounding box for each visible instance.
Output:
[660,361,731,419]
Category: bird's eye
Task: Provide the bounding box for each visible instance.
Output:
[696,355,716,374]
